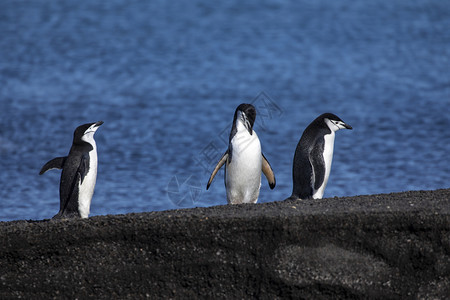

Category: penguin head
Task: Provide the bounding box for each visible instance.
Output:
[73,121,104,145]
[321,113,352,132]
[233,103,256,135]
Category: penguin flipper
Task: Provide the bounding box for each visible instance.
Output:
[262,153,276,189]
[78,153,90,184]
[206,151,229,190]
[310,140,325,191]
[39,157,67,175]
[59,172,82,218]
[58,155,89,218]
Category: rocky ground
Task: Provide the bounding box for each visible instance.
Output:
[1,189,449,299]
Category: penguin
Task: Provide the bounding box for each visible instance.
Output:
[290,113,352,200]
[206,103,276,204]
[40,121,103,218]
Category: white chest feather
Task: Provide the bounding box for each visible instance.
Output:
[78,141,98,218]
[226,129,262,204]
[313,131,335,199]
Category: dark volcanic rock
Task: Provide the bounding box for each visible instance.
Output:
[1,189,450,299]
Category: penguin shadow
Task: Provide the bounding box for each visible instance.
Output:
[271,242,396,297]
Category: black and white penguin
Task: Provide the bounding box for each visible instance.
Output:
[290,113,352,200]
[206,103,276,204]
[40,121,103,218]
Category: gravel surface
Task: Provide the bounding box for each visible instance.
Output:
[1,189,449,299]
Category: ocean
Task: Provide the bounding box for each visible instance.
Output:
[0,0,449,221]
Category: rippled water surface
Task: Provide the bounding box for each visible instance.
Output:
[0,0,449,221]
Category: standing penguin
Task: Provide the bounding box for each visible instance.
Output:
[40,121,103,218]
[290,113,352,200]
[206,103,276,204]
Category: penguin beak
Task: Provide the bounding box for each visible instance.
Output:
[246,122,253,135]
[244,118,253,135]
[240,113,253,135]
[336,120,352,130]
[331,120,352,130]
[84,121,103,135]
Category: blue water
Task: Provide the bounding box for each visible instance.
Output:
[0,0,449,221]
